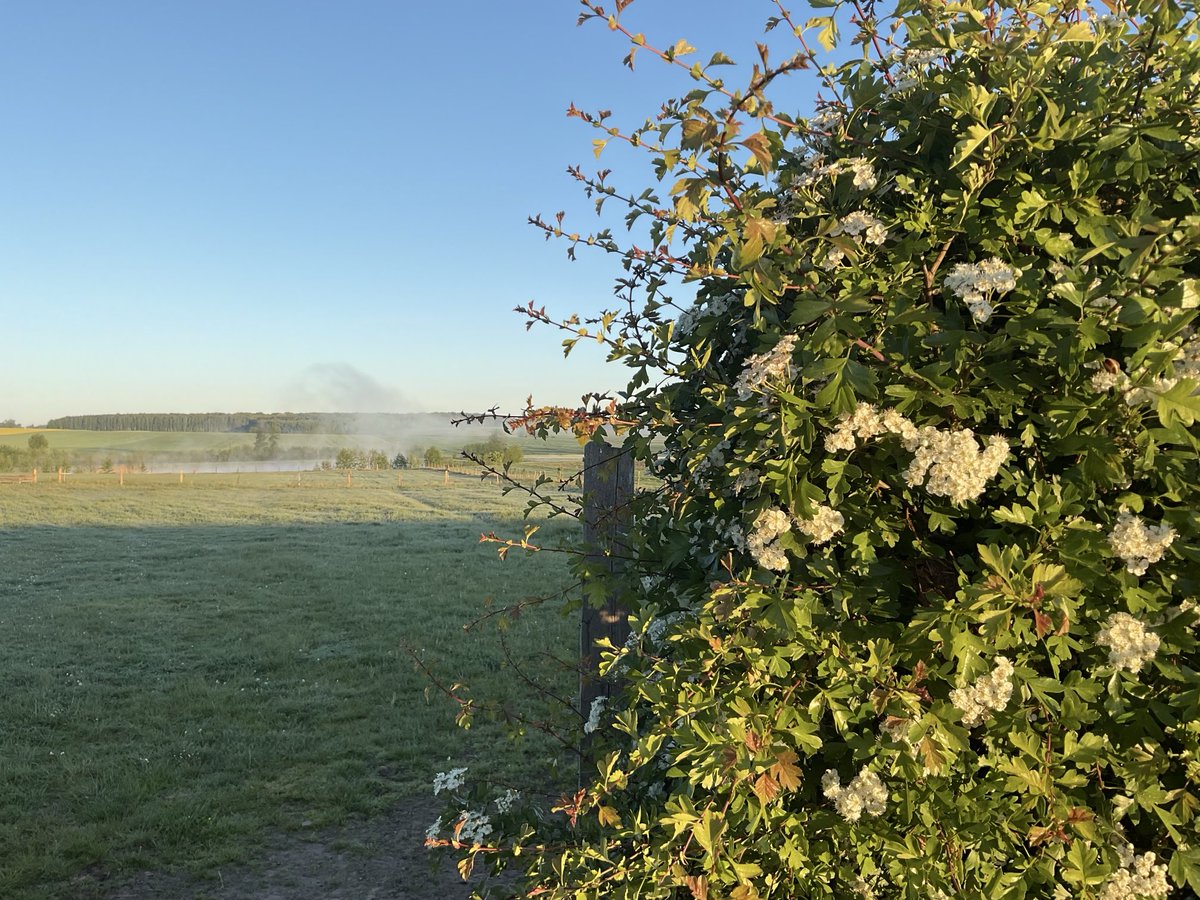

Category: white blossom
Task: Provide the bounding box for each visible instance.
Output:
[674,293,738,339]
[494,789,521,814]
[882,48,943,98]
[1090,361,1132,394]
[822,246,846,270]
[950,657,1014,728]
[830,211,888,245]
[732,469,760,495]
[795,155,878,192]
[1100,846,1170,900]
[944,258,1020,323]
[433,767,467,795]
[822,766,888,822]
[747,506,793,572]
[735,335,798,400]
[797,505,844,545]
[1096,612,1160,674]
[425,815,443,842]
[824,404,1007,504]
[454,809,494,845]
[902,427,1009,505]
[584,696,607,734]
[1108,508,1175,576]
[752,507,791,542]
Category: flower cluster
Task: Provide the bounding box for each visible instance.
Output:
[433,767,467,795]
[822,767,888,822]
[735,334,798,400]
[1092,331,1200,408]
[949,657,1015,728]
[825,403,917,450]
[1100,845,1170,900]
[584,696,607,735]
[805,106,845,145]
[1095,612,1160,674]
[425,816,446,843]
[795,155,878,191]
[494,788,521,814]
[1107,508,1176,576]
[904,426,1010,506]
[674,292,739,339]
[796,504,845,545]
[830,211,888,245]
[882,47,944,97]
[825,404,1008,505]
[454,808,494,846]
[747,506,792,571]
[943,257,1020,323]
[732,469,760,495]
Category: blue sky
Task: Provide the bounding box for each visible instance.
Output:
[1,1,826,424]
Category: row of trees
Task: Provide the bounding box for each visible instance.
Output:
[44,411,461,435]
[0,434,69,473]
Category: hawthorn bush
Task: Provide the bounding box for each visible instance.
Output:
[430,0,1200,896]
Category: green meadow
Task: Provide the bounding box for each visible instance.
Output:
[0,470,578,899]
[0,424,587,467]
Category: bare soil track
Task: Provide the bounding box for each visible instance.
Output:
[75,799,499,900]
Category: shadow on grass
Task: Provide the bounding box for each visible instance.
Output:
[0,520,575,900]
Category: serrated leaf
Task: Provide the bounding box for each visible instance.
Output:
[742,132,773,171]
[951,123,996,169]
[751,772,780,803]
[1155,379,1200,427]
[771,750,802,791]
[597,805,623,828]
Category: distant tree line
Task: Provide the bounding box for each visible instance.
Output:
[45,412,456,434]
[0,434,69,473]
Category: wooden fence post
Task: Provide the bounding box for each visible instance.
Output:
[580,440,634,779]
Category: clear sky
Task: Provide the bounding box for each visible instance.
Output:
[1,1,824,425]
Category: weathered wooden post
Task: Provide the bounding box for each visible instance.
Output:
[443,467,450,486]
[580,440,634,779]
[179,471,184,484]
[32,468,38,484]
[346,471,353,487]
[58,468,64,483]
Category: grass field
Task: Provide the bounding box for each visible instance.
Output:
[0,470,578,899]
[0,423,587,460]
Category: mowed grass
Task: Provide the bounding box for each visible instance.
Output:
[0,470,578,899]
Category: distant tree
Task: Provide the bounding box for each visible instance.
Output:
[423,446,443,468]
[100,457,113,474]
[391,452,409,469]
[335,448,359,470]
[0,418,17,428]
[253,427,269,460]
[463,431,524,468]
[367,450,389,470]
[27,434,48,453]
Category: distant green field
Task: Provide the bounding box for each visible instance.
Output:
[0,470,577,898]
[0,427,588,472]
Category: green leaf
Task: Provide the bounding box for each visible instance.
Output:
[951,123,996,169]
[1154,379,1200,427]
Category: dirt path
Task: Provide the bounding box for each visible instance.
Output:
[82,799,509,900]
